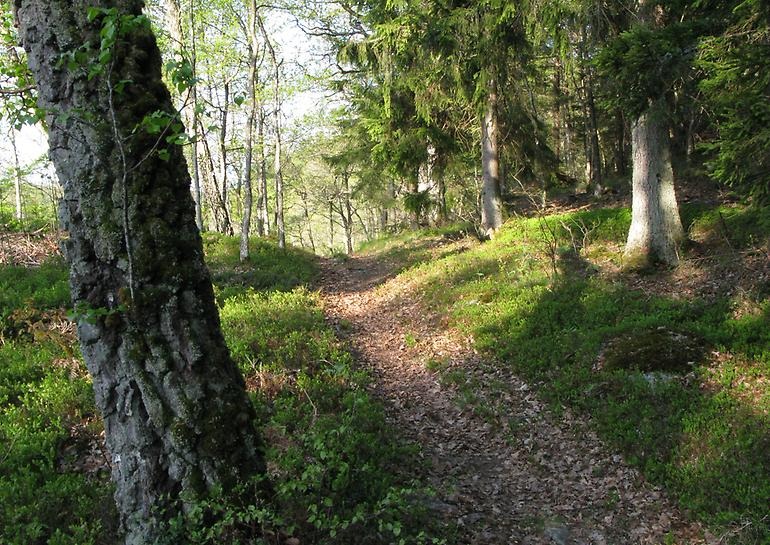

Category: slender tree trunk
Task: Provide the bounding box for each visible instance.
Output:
[342,171,353,254]
[257,111,269,236]
[199,120,232,233]
[585,79,603,195]
[613,110,627,176]
[328,200,334,252]
[164,0,203,226]
[418,142,440,225]
[437,175,447,223]
[13,3,266,544]
[552,58,563,164]
[301,193,316,253]
[240,2,258,261]
[218,82,233,234]
[187,1,204,231]
[256,15,284,248]
[578,30,603,195]
[274,109,285,249]
[624,101,684,267]
[354,208,370,241]
[9,128,24,222]
[480,80,503,237]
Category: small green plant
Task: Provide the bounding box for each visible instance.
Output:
[404,332,418,348]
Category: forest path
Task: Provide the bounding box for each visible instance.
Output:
[317,249,708,545]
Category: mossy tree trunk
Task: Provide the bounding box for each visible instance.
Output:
[13,1,267,543]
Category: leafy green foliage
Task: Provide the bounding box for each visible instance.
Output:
[155,236,444,544]
[0,3,40,127]
[0,169,60,232]
[697,1,770,201]
[358,222,474,271]
[0,259,112,545]
[1,233,444,544]
[403,189,432,222]
[595,21,698,118]
[0,257,69,337]
[203,233,318,300]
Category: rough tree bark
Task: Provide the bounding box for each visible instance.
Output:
[480,79,503,237]
[13,1,266,543]
[624,1,684,268]
[624,101,684,267]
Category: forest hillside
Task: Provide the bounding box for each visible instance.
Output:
[1,0,769,544]
[1,200,769,544]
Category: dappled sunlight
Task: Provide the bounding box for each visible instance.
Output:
[343,204,770,542]
[320,239,712,543]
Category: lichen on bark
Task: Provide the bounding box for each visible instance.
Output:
[13,1,267,543]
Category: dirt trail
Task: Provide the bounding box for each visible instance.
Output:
[318,251,710,545]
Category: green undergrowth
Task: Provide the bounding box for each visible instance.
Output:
[0,181,60,232]
[158,233,445,544]
[357,222,474,272]
[0,257,111,545]
[1,232,442,545]
[380,204,770,544]
[203,233,318,301]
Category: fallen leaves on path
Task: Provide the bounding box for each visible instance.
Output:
[318,253,711,545]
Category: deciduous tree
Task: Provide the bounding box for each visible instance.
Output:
[12,1,266,542]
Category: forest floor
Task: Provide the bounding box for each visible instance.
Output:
[318,248,715,545]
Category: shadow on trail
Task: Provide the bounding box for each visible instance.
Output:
[318,247,705,544]
[317,235,474,295]
[461,252,770,542]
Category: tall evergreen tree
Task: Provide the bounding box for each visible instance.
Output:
[597,1,691,267]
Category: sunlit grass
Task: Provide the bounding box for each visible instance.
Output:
[371,203,770,544]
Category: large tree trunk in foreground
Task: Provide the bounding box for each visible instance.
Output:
[624,101,684,267]
[480,80,503,237]
[14,1,266,543]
